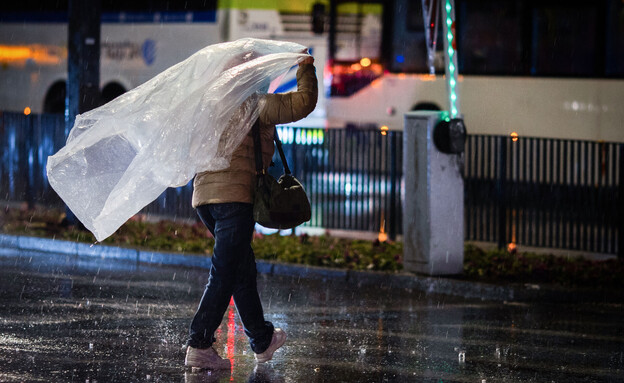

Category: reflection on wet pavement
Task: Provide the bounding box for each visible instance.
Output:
[0,249,623,382]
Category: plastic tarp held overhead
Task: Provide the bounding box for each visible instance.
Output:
[47,38,309,241]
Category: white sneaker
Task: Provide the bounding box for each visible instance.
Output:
[255,328,287,363]
[185,346,231,371]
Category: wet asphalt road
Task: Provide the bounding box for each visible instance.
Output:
[0,248,623,383]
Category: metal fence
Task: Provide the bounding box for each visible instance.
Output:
[2,111,622,256]
[0,112,66,207]
[274,126,402,238]
[465,135,623,256]
[0,111,199,219]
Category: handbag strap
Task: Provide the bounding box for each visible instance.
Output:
[252,119,265,175]
[252,120,292,176]
[273,129,292,175]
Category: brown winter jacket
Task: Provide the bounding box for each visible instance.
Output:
[192,63,318,207]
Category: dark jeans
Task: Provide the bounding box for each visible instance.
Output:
[188,202,274,354]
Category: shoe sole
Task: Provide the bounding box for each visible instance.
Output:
[255,334,287,363]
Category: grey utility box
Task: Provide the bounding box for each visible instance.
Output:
[403,111,464,275]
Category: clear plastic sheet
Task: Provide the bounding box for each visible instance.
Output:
[46,38,308,241]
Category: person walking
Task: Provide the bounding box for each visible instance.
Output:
[185,54,317,370]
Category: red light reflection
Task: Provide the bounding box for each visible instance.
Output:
[227,296,236,379]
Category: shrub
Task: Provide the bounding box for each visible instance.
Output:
[2,206,623,288]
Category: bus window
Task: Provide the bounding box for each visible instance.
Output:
[387,0,428,73]
[0,1,217,12]
[101,0,217,12]
[457,0,524,75]
[606,0,624,76]
[405,1,423,32]
[0,1,67,11]
[328,1,384,96]
[532,2,599,77]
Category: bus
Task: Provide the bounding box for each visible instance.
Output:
[325,0,624,142]
[1,0,623,142]
[0,0,329,124]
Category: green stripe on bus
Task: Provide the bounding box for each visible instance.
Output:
[217,0,381,14]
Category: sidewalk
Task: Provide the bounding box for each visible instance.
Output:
[1,233,622,303]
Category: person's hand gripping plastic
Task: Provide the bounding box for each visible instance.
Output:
[299,49,314,66]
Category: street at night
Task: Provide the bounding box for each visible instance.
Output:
[0,248,622,382]
[1,1,624,382]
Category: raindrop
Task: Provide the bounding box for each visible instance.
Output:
[359,347,366,354]
[146,375,151,380]
[458,351,465,362]
[88,343,93,350]
[172,273,176,280]
[495,347,501,359]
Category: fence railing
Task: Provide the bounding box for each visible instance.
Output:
[0,112,66,207]
[273,126,403,238]
[465,135,623,256]
[1,111,622,257]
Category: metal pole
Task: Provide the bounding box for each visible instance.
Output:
[389,131,397,240]
[25,115,35,209]
[65,0,101,226]
[421,0,440,75]
[619,144,624,259]
[329,0,337,62]
[496,136,507,249]
[67,0,101,126]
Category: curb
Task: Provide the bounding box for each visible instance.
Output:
[0,234,621,303]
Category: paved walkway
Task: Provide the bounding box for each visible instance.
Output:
[1,234,622,303]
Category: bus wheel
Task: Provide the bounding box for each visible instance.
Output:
[43,82,66,114]
[101,83,126,105]
[411,102,441,111]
